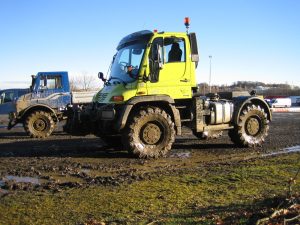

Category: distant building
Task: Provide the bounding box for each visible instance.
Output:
[264,95,288,99]
[255,86,270,91]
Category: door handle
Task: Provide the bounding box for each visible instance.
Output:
[180,78,189,82]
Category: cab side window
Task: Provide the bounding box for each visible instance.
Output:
[149,37,163,82]
[149,38,163,63]
[40,75,62,89]
[164,38,185,63]
[47,76,62,89]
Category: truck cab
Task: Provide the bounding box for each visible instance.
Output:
[17,71,71,116]
[31,71,69,93]
[95,30,198,105]
[89,30,199,137]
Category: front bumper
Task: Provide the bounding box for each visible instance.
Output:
[84,103,129,135]
[95,104,116,120]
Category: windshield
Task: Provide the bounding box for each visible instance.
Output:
[109,42,146,84]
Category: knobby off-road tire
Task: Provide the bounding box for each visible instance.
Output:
[228,104,269,147]
[24,111,55,138]
[123,107,175,158]
[193,130,223,140]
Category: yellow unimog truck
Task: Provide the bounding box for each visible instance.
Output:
[65,19,271,158]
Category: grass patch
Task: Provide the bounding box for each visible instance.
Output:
[0,153,299,224]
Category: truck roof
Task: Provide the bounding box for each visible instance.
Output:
[117,30,153,50]
[117,30,188,50]
[37,71,68,76]
[0,88,30,93]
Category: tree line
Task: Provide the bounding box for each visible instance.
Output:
[198,81,300,96]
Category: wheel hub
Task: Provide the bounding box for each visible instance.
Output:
[246,117,260,136]
[141,123,161,145]
[33,119,46,131]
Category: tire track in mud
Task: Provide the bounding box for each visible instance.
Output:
[0,113,299,194]
[1,144,299,195]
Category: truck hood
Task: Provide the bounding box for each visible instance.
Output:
[94,82,137,104]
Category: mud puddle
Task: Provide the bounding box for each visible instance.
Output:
[0,175,42,185]
[263,145,300,157]
[170,151,191,158]
[0,124,22,129]
[80,169,91,174]
[0,175,43,195]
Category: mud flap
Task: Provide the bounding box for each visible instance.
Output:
[7,112,17,130]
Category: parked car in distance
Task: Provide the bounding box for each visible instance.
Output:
[268,98,292,108]
[0,88,30,125]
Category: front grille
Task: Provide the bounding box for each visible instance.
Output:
[97,93,108,102]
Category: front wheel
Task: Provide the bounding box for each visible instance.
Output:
[24,111,55,138]
[123,107,175,158]
[229,104,269,147]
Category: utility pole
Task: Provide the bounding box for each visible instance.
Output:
[209,55,212,93]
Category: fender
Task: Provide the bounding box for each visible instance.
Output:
[18,104,59,122]
[232,96,272,125]
[115,95,181,135]
[127,95,175,104]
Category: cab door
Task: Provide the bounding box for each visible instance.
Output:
[34,74,71,109]
[146,35,192,99]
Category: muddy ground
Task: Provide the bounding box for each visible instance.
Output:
[0,113,300,224]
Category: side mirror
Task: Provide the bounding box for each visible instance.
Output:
[250,90,256,96]
[188,33,199,67]
[98,72,106,82]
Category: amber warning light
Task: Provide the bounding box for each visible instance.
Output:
[184,17,190,33]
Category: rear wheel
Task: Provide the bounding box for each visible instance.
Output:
[24,111,55,138]
[229,104,269,147]
[123,107,175,158]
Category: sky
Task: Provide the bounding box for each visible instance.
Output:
[0,0,299,89]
